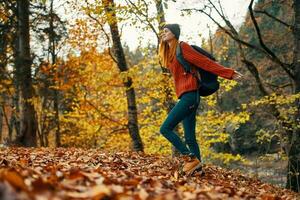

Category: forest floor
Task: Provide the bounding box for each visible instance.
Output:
[0,147,299,200]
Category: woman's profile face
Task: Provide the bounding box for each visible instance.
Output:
[161,28,175,42]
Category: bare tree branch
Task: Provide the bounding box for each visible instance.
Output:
[207,0,225,22]
[264,81,293,90]
[248,0,294,79]
[208,0,239,37]
[217,0,226,18]
[255,10,293,30]
[182,8,262,52]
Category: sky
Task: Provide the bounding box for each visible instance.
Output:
[56,0,253,52]
[119,0,251,51]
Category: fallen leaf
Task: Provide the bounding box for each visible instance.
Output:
[66,184,111,199]
[0,168,28,191]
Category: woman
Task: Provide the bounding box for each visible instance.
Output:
[158,23,243,176]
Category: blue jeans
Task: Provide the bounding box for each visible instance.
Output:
[160,90,201,161]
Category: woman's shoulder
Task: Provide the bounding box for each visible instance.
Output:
[178,41,194,52]
[179,41,189,46]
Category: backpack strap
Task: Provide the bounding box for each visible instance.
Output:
[176,42,192,73]
[176,42,201,101]
[176,42,201,82]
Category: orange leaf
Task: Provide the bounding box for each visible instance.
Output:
[0,169,28,191]
[66,185,111,199]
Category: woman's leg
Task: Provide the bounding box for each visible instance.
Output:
[182,106,201,161]
[160,91,198,156]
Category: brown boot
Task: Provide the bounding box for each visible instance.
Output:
[181,155,202,176]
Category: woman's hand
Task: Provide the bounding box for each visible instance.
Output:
[232,71,243,81]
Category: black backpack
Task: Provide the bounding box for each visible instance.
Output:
[176,42,220,97]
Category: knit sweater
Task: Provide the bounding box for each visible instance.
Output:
[167,42,235,98]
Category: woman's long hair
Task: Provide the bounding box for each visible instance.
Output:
[158,38,178,68]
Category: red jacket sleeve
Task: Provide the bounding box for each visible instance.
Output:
[181,42,235,79]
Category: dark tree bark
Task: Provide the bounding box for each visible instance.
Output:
[11,2,21,142]
[286,0,300,192]
[14,0,37,147]
[0,1,17,144]
[49,0,61,147]
[103,0,144,152]
[0,109,2,142]
[0,5,8,144]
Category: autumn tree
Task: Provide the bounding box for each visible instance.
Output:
[0,1,16,143]
[102,0,144,152]
[14,0,37,146]
[48,0,61,147]
[32,0,67,147]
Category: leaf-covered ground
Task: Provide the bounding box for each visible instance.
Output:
[0,148,298,200]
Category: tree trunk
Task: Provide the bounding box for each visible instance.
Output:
[14,0,37,147]
[54,91,61,147]
[40,95,48,146]
[103,0,143,152]
[0,108,3,143]
[0,13,7,144]
[49,0,61,147]
[286,0,300,192]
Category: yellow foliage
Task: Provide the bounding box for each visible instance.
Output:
[239,92,300,147]
[247,92,300,107]
[0,78,14,96]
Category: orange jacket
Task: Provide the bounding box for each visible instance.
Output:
[167,42,235,98]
